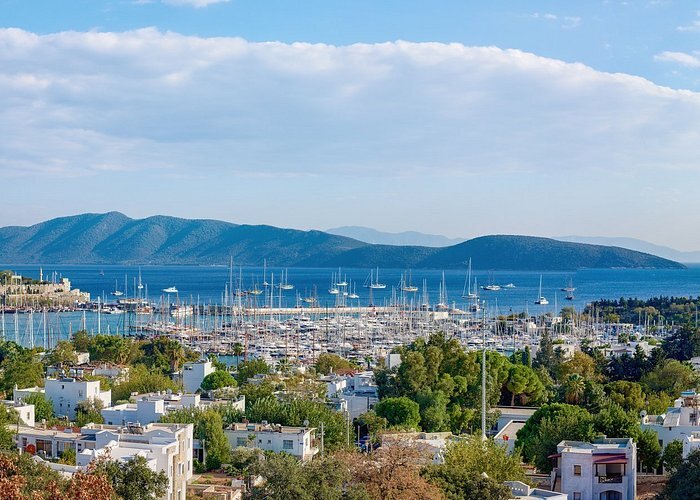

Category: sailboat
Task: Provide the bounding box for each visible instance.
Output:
[348,282,359,299]
[369,267,386,289]
[534,275,549,305]
[435,272,449,310]
[481,271,501,291]
[335,268,348,287]
[279,269,294,290]
[137,267,144,290]
[249,278,263,295]
[401,270,418,293]
[262,259,270,287]
[462,259,478,299]
[111,280,123,297]
[563,278,575,300]
[328,272,340,295]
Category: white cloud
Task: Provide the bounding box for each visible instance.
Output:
[654,50,700,68]
[678,11,700,31]
[530,13,581,29]
[0,28,699,184]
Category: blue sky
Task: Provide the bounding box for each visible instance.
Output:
[2,1,700,249]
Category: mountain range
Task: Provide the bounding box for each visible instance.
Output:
[554,236,700,263]
[326,226,464,247]
[0,213,685,270]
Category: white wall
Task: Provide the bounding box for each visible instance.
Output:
[183,361,214,393]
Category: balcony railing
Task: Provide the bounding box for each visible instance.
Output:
[598,475,623,484]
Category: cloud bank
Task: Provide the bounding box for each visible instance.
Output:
[1,28,699,182]
[2,28,700,247]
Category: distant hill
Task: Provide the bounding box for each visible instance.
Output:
[421,235,684,270]
[0,212,365,266]
[555,236,700,263]
[0,213,685,270]
[326,226,464,247]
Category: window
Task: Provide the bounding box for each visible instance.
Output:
[283,440,294,450]
[236,438,247,447]
[78,391,83,397]
[573,464,582,476]
[573,493,581,500]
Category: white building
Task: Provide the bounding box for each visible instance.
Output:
[15,378,111,420]
[225,422,318,461]
[551,437,636,500]
[102,392,245,426]
[182,360,214,393]
[2,399,35,427]
[682,432,700,458]
[641,390,700,449]
[17,422,193,500]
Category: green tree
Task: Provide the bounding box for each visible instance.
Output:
[604,381,646,413]
[93,456,168,500]
[58,447,76,465]
[111,364,179,402]
[663,323,700,361]
[236,359,270,384]
[592,403,638,439]
[662,440,684,474]
[516,403,594,469]
[658,449,700,500]
[562,374,586,405]
[0,350,44,397]
[75,399,104,427]
[505,364,545,406]
[374,397,421,430]
[423,467,511,500]
[138,337,198,374]
[201,370,237,391]
[530,412,596,472]
[641,360,699,396]
[0,406,17,450]
[245,396,347,451]
[440,436,525,482]
[315,353,354,375]
[72,330,91,352]
[636,428,661,472]
[556,351,599,382]
[161,407,230,470]
[251,452,353,500]
[22,393,53,421]
[46,341,78,366]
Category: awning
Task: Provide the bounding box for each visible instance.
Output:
[547,453,562,459]
[594,454,627,464]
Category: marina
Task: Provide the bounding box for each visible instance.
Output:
[1,264,697,365]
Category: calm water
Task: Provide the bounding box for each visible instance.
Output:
[1,263,699,347]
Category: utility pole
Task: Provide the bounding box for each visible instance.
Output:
[481,302,487,442]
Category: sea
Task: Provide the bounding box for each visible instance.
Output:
[1,263,699,348]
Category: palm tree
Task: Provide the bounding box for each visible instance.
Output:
[232,342,244,358]
[563,374,585,404]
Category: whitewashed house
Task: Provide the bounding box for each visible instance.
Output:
[15,377,111,420]
[225,422,318,461]
[641,390,700,450]
[182,360,214,393]
[17,422,193,500]
[551,437,636,500]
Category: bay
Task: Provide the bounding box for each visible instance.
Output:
[1,263,699,348]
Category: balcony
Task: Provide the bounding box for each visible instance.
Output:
[598,475,623,484]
